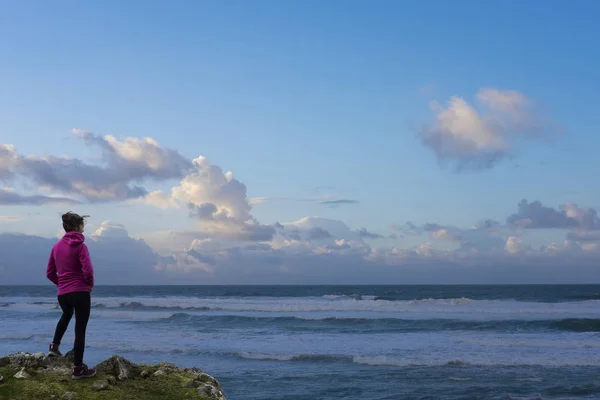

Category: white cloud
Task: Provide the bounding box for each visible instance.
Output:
[505,236,528,254]
[430,228,461,242]
[0,216,19,222]
[143,156,276,241]
[138,190,180,209]
[248,197,268,205]
[419,88,557,170]
[91,221,130,239]
[0,145,18,179]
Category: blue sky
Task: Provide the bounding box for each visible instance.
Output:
[1,0,600,283]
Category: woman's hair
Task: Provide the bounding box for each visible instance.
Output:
[62,211,89,232]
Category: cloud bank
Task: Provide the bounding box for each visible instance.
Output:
[2,114,598,284]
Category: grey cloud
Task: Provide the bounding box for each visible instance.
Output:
[187,250,218,266]
[567,231,600,243]
[188,203,219,220]
[0,188,80,206]
[392,220,505,251]
[288,229,302,241]
[1,130,192,203]
[506,200,600,230]
[237,224,276,241]
[391,222,421,235]
[320,199,359,207]
[474,219,501,230]
[307,227,332,240]
[74,131,194,181]
[357,228,384,239]
[0,145,17,179]
[422,223,444,232]
[18,155,149,201]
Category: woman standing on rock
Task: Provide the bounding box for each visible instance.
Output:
[46,211,96,379]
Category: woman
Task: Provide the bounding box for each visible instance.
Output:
[46,211,96,379]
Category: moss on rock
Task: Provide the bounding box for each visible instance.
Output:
[0,352,226,400]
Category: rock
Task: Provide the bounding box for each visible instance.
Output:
[8,353,38,369]
[0,375,4,385]
[184,369,221,387]
[157,361,180,373]
[91,380,110,392]
[198,383,226,400]
[107,375,117,385]
[61,392,77,399]
[153,369,166,377]
[14,367,31,379]
[63,350,75,363]
[43,356,72,371]
[3,351,71,372]
[140,369,150,378]
[185,379,196,388]
[182,367,226,399]
[95,355,138,380]
[38,366,71,376]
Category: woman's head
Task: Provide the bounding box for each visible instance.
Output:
[62,212,89,233]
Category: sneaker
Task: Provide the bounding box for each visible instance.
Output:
[72,364,96,380]
[48,343,63,357]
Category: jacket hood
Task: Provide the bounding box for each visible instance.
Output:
[62,232,85,246]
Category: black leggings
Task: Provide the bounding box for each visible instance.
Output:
[52,291,91,366]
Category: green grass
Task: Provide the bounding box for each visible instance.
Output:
[0,366,212,400]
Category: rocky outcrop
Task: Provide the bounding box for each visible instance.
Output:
[0,352,226,400]
[95,355,139,380]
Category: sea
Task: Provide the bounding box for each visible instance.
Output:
[2,285,600,400]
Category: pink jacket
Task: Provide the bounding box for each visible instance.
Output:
[46,232,94,295]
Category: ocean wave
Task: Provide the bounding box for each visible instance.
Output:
[321,294,472,304]
[564,293,600,301]
[351,355,470,367]
[92,302,212,312]
[81,296,500,314]
[235,352,350,363]
[138,313,600,333]
[322,294,380,301]
[545,383,600,396]
[231,353,599,367]
[0,334,35,341]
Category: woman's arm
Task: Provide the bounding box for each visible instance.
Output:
[46,249,58,285]
[79,244,95,287]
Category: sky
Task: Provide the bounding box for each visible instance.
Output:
[2,0,600,284]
